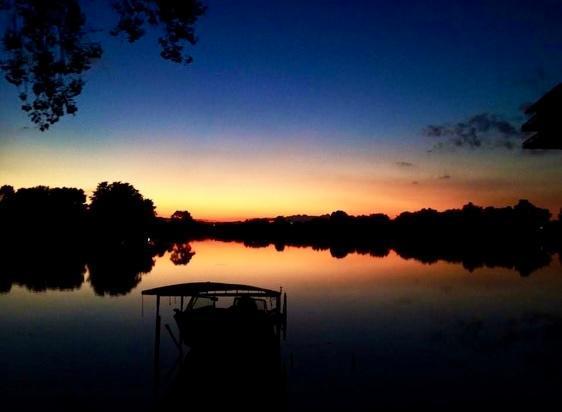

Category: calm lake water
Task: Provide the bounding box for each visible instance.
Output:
[1,239,562,411]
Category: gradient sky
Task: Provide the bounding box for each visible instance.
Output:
[1,0,561,220]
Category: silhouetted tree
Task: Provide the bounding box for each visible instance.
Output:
[0,185,15,224]
[0,184,15,201]
[329,210,351,224]
[89,181,155,239]
[513,199,551,229]
[171,210,194,223]
[0,0,206,130]
[522,83,562,149]
[273,215,288,225]
[0,185,86,240]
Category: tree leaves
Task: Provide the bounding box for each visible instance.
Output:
[0,0,205,131]
[111,0,206,65]
[1,0,102,130]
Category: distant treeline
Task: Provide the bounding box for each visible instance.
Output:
[0,182,560,294]
[202,203,560,277]
[206,200,558,241]
[1,182,559,240]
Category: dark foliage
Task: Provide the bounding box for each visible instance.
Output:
[111,0,206,64]
[0,0,205,130]
[0,0,102,130]
[0,184,86,238]
[89,181,156,240]
[171,209,194,222]
[0,184,15,200]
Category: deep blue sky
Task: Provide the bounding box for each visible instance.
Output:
[1,0,561,218]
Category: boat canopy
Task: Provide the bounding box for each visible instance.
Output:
[142,282,281,298]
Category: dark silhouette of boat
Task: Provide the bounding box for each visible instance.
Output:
[142,282,288,411]
[142,282,287,348]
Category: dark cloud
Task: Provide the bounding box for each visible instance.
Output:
[396,161,414,167]
[411,180,419,185]
[438,174,451,180]
[424,113,523,150]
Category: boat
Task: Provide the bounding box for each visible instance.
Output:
[142,282,287,348]
[142,282,288,409]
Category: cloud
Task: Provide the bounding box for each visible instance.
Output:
[424,113,522,150]
[396,161,414,167]
[411,180,419,185]
[438,174,451,180]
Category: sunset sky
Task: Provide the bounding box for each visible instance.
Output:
[1,0,561,220]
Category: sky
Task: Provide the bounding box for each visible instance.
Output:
[1,0,561,220]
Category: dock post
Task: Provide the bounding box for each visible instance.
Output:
[153,295,161,394]
[276,288,282,338]
[282,292,287,340]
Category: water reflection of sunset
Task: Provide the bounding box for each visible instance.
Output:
[2,239,561,412]
[141,240,562,317]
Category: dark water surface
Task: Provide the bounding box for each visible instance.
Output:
[1,240,561,411]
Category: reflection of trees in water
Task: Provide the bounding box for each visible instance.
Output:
[0,236,558,295]
[0,239,173,295]
[241,238,554,277]
[0,239,198,295]
[328,242,390,259]
[169,243,195,266]
[86,244,156,296]
[392,240,553,277]
[0,246,86,293]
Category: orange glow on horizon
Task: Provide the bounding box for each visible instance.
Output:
[2,138,561,221]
